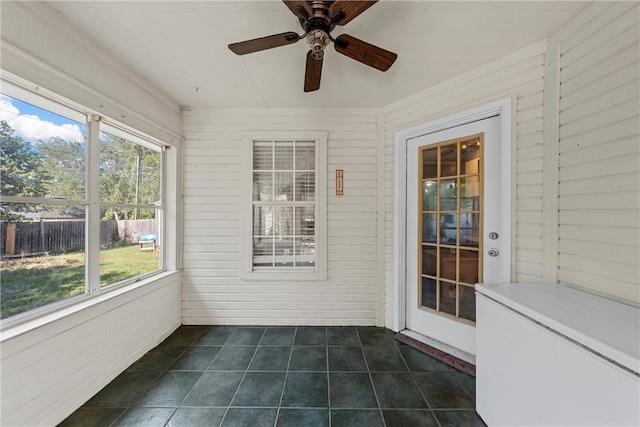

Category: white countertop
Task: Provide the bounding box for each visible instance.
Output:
[476,282,640,375]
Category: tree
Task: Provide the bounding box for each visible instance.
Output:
[38,136,85,201]
[0,120,50,220]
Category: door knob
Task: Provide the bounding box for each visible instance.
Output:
[487,248,499,257]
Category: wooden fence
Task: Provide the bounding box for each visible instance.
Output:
[0,219,156,257]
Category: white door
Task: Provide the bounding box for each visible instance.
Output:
[405,115,504,356]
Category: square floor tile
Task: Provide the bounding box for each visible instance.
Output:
[371,373,427,408]
[58,408,124,427]
[133,371,202,407]
[232,371,286,407]
[281,372,328,407]
[329,373,378,408]
[128,345,186,371]
[327,327,360,346]
[433,410,487,427]
[111,407,175,427]
[226,327,265,345]
[413,372,475,409]
[192,326,237,345]
[330,409,384,427]
[260,327,296,345]
[382,409,439,427]
[363,346,407,371]
[221,408,277,427]
[453,372,476,398]
[169,346,222,371]
[289,346,327,371]
[249,346,291,371]
[398,347,454,372]
[208,346,256,371]
[328,347,366,372]
[84,370,161,407]
[357,327,394,346]
[277,408,329,427]
[166,407,226,427]
[181,372,244,407]
[294,327,326,346]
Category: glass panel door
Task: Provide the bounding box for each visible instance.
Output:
[418,135,483,323]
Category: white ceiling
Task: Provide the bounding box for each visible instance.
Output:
[48,1,589,109]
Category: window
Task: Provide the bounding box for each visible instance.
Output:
[0,79,168,321]
[243,134,326,280]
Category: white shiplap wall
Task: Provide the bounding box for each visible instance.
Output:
[557,2,640,304]
[382,42,549,327]
[181,108,384,325]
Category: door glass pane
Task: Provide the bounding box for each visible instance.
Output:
[440,213,457,245]
[421,246,437,276]
[459,249,479,284]
[421,277,437,309]
[422,181,437,210]
[460,176,480,210]
[440,179,457,210]
[439,247,456,281]
[439,282,456,316]
[459,285,476,321]
[422,213,437,243]
[440,144,457,177]
[422,148,438,179]
[460,213,479,248]
[461,141,480,175]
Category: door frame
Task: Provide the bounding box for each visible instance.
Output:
[393,98,513,333]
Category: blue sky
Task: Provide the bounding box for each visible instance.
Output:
[0,94,85,143]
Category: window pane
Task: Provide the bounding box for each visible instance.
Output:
[295,172,315,201]
[295,142,315,170]
[295,206,314,236]
[1,203,86,319]
[295,237,314,267]
[100,132,161,206]
[253,206,273,236]
[274,172,293,201]
[440,179,457,211]
[273,206,293,236]
[253,142,272,170]
[274,141,293,170]
[100,208,160,287]
[274,237,294,266]
[253,172,273,201]
[0,94,86,199]
[253,237,274,267]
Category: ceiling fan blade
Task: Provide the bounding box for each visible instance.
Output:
[282,0,312,19]
[334,34,397,71]
[329,1,377,26]
[229,32,299,55]
[304,50,323,92]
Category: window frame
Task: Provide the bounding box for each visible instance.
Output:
[0,76,173,325]
[241,132,327,281]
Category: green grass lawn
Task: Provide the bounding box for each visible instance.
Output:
[0,245,159,319]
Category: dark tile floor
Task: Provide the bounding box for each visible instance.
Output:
[59,326,486,427]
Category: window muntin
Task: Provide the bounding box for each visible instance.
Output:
[0,85,167,321]
[251,140,316,269]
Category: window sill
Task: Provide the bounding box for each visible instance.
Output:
[0,270,180,343]
[240,269,327,281]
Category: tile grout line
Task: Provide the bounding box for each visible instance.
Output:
[273,326,298,427]
[325,327,331,427]
[355,327,388,427]
[219,327,267,427]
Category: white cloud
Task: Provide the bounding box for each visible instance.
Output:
[0,96,83,143]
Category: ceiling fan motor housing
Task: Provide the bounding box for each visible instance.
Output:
[307,30,330,60]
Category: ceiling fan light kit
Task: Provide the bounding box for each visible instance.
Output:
[228,0,397,92]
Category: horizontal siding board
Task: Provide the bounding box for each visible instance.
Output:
[559,209,639,229]
[559,225,638,246]
[558,268,639,305]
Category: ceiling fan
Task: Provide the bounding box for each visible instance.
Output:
[228,0,397,92]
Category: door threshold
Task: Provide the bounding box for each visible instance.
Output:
[397,329,476,376]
